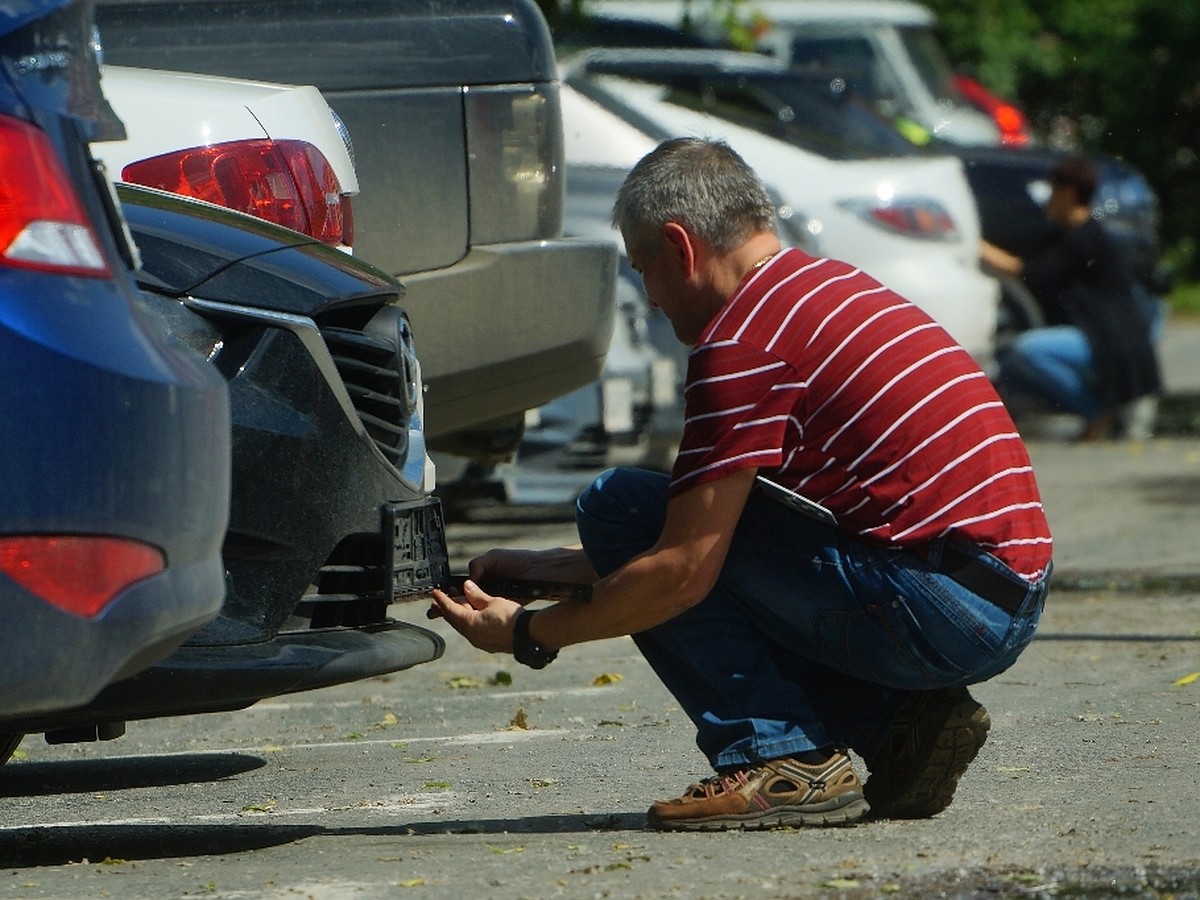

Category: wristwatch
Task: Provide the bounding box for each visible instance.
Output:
[512,608,557,669]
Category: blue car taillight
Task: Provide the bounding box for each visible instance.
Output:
[0,115,111,277]
[0,535,165,619]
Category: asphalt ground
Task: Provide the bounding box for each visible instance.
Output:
[0,322,1197,898]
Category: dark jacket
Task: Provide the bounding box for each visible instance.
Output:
[1023,218,1160,407]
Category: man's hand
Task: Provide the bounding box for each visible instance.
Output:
[429,580,524,654]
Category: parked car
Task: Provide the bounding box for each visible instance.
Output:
[96,65,357,252]
[564,47,1169,350]
[94,0,618,471]
[0,183,450,764]
[0,0,230,732]
[582,0,1002,146]
[563,58,1001,370]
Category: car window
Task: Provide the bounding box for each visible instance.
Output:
[788,35,881,99]
[651,74,913,161]
[753,75,916,158]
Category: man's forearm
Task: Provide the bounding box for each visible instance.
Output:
[527,545,706,650]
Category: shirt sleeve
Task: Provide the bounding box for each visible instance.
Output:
[669,339,803,496]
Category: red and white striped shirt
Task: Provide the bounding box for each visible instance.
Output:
[670,248,1052,581]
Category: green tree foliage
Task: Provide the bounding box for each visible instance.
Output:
[923,0,1200,276]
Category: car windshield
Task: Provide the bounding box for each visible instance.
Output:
[653,72,916,160]
[751,74,917,158]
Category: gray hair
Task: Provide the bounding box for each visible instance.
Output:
[612,138,777,258]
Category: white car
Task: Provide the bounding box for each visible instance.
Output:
[96,66,357,252]
[564,69,1000,370]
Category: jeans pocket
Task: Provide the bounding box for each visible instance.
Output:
[812,596,975,690]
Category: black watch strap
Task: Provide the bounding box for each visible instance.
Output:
[512,609,557,669]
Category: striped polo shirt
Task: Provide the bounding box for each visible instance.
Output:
[670,248,1052,581]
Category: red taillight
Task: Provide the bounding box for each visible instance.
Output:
[993,104,1031,148]
[0,535,165,619]
[953,74,1031,148]
[0,115,110,277]
[121,139,347,246]
[840,197,960,242]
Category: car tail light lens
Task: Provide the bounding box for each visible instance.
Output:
[0,116,110,277]
[121,139,347,246]
[0,535,165,619]
[839,197,960,242]
[992,103,1031,148]
[464,84,564,243]
[954,74,1031,148]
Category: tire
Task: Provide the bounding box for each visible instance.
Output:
[0,733,23,767]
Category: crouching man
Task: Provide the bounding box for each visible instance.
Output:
[432,138,1052,831]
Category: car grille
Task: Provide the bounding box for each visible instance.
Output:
[320,325,408,466]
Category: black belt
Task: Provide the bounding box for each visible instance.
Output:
[932,544,1032,615]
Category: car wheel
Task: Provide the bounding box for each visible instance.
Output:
[0,733,23,767]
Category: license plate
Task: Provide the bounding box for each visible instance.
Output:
[383,498,450,602]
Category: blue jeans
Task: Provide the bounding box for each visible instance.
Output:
[1000,325,1101,420]
[575,468,1047,771]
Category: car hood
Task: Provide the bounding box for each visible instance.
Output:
[118,184,400,316]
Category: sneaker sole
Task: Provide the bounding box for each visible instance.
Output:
[647,795,871,832]
[865,694,991,820]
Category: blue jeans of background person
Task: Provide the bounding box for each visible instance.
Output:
[575,468,1047,771]
[1000,325,1101,420]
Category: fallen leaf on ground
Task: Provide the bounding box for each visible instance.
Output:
[592,672,624,686]
[1174,672,1199,686]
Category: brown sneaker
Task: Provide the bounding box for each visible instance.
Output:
[646,752,869,831]
[864,687,991,819]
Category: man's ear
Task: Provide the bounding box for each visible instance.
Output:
[662,222,697,277]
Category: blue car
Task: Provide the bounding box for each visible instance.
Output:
[0,0,230,740]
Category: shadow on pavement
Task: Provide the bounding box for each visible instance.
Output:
[0,752,267,797]
[389,811,645,835]
[0,812,645,868]
[0,821,322,867]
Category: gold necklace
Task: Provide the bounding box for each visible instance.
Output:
[749,252,778,271]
